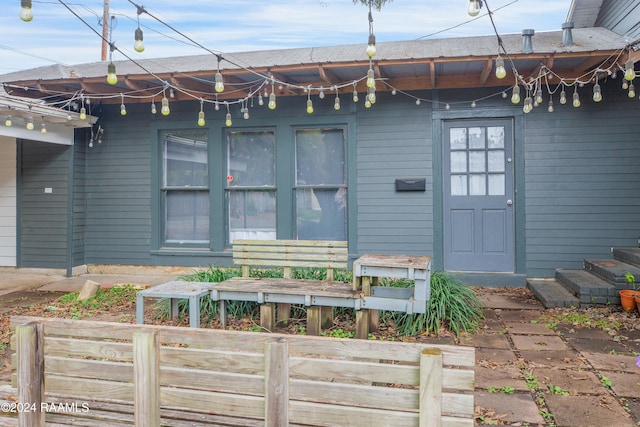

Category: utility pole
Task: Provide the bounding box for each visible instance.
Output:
[101,0,110,61]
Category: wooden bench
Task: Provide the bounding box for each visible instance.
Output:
[5,315,475,427]
[210,239,355,335]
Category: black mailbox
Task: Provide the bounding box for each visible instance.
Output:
[395,178,426,192]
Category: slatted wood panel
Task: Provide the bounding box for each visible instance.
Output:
[9,316,475,427]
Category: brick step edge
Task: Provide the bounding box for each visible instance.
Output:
[526,279,580,309]
[613,248,640,269]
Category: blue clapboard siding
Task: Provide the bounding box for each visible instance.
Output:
[355,92,433,255]
[83,105,153,265]
[20,141,70,268]
[522,79,640,277]
[595,0,640,40]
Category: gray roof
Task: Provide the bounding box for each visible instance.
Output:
[0,27,629,104]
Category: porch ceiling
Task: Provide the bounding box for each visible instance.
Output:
[0,27,633,105]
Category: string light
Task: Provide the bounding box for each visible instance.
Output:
[592,83,602,102]
[215,56,225,93]
[629,83,636,98]
[268,83,276,110]
[511,84,521,104]
[197,99,205,126]
[20,0,33,22]
[5,116,12,127]
[107,62,118,85]
[467,0,482,17]
[625,59,635,81]
[366,1,376,58]
[334,87,341,110]
[40,118,47,134]
[367,86,376,104]
[366,68,375,88]
[352,82,359,103]
[559,87,567,104]
[151,98,157,114]
[161,87,170,115]
[26,113,34,130]
[306,88,314,114]
[572,87,581,108]
[225,102,232,126]
[495,56,506,79]
[547,99,554,113]
[120,94,127,115]
[134,5,145,53]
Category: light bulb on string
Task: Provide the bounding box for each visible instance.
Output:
[258,92,264,106]
[40,121,47,134]
[334,88,341,111]
[495,56,507,79]
[5,116,12,127]
[306,91,314,114]
[197,99,205,127]
[366,33,376,58]
[268,83,277,110]
[535,88,543,105]
[352,81,359,103]
[467,0,482,17]
[107,62,118,85]
[20,0,33,22]
[364,98,372,108]
[26,116,34,131]
[169,88,175,99]
[592,83,602,102]
[547,99,554,113]
[318,88,325,99]
[392,88,397,95]
[511,85,521,104]
[522,97,533,113]
[225,102,232,127]
[445,103,450,110]
[572,89,581,108]
[502,91,507,99]
[622,80,629,90]
[416,99,421,106]
[215,95,220,111]
[629,83,636,98]
[151,99,157,114]
[366,68,375,88]
[366,5,376,58]
[368,87,376,104]
[134,28,144,52]
[161,96,170,115]
[625,59,636,81]
[471,100,477,108]
[120,95,127,116]
[559,87,567,104]
[215,56,225,93]
[79,107,87,120]
[243,101,250,120]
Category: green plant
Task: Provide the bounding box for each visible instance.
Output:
[548,385,569,395]
[625,272,636,290]
[524,372,538,390]
[383,271,484,337]
[597,374,612,388]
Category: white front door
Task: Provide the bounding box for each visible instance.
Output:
[0,136,16,266]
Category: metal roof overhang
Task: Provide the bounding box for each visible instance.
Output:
[0,93,97,145]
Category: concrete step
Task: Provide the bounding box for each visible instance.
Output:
[526,279,580,309]
[556,269,619,305]
[612,247,640,269]
[583,258,640,290]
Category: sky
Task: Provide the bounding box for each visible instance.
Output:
[0,0,570,74]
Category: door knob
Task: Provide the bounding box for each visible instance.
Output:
[507,199,513,206]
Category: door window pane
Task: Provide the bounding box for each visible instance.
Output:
[488,174,505,196]
[165,191,209,243]
[469,151,485,172]
[488,150,505,172]
[487,127,505,148]
[450,128,467,150]
[469,174,486,195]
[451,152,467,173]
[451,175,467,196]
[468,127,485,149]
